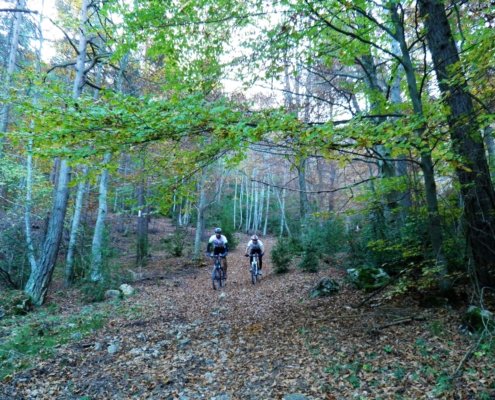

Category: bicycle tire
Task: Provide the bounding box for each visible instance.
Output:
[212,266,221,290]
[251,261,257,285]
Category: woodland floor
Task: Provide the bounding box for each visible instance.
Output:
[1,219,494,400]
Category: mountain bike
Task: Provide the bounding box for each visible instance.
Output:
[246,253,261,285]
[209,254,226,290]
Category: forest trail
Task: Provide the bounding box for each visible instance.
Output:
[0,226,484,399]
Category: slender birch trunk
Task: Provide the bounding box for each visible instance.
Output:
[0,0,25,154]
[238,175,244,230]
[233,176,237,230]
[263,184,270,236]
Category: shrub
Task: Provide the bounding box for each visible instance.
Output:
[271,238,292,274]
[162,227,189,257]
[298,245,320,273]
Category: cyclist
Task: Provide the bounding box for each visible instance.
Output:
[245,235,265,275]
[206,227,229,278]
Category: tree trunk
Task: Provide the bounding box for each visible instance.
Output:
[484,126,495,178]
[65,167,88,286]
[136,179,149,268]
[24,160,71,304]
[390,5,449,288]
[90,153,111,281]
[419,0,495,287]
[25,0,89,304]
[297,158,309,235]
[263,184,270,235]
[0,0,24,154]
[193,167,207,258]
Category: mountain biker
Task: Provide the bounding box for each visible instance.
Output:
[206,227,229,278]
[245,235,264,274]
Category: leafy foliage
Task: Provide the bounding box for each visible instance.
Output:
[271,238,292,274]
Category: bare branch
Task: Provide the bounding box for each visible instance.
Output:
[0,8,38,14]
[251,176,379,194]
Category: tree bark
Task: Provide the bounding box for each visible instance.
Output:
[390,4,449,288]
[90,153,111,281]
[0,0,24,154]
[136,177,149,268]
[419,0,495,287]
[25,0,89,304]
[65,167,88,286]
[193,167,207,258]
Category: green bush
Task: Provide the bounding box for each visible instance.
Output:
[271,238,292,274]
[305,217,347,257]
[298,244,320,273]
[162,227,189,257]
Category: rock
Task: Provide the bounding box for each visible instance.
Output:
[212,395,231,400]
[104,289,121,300]
[283,395,309,400]
[347,266,389,291]
[178,338,191,348]
[464,305,495,332]
[310,277,340,298]
[94,342,103,351]
[70,332,82,341]
[204,372,215,384]
[219,292,226,300]
[119,283,135,296]
[107,343,121,354]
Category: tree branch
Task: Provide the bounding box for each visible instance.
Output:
[0,8,38,14]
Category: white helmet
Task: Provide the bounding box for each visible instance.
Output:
[251,235,259,241]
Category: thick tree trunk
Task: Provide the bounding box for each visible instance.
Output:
[193,167,207,258]
[90,153,111,281]
[24,160,71,304]
[419,0,495,287]
[65,167,88,286]
[25,0,89,304]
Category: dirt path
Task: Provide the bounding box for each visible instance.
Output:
[1,234,488,399]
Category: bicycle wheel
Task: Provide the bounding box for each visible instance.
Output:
[212,267,220,290]
[251,262,257,285]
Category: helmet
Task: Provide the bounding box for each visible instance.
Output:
[214,227,222,234]
[251,235,259,241]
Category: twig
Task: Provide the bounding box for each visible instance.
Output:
[372,316,425,330]
[452,334,484,379]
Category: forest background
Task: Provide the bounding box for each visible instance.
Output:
[0,0,495,397]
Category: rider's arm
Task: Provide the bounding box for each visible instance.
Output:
[245,240,252,254]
